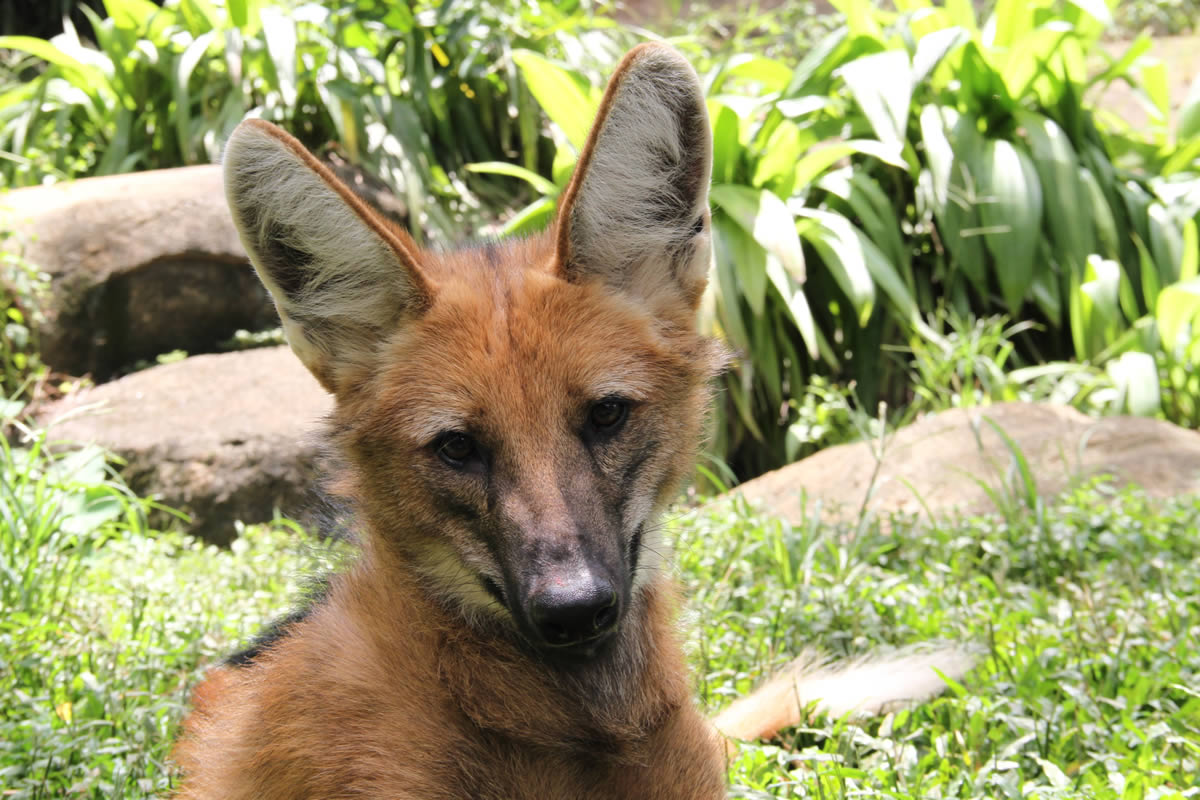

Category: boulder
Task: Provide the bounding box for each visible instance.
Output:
[2,165,277,379]
[729,403,1200,526]
[38,346,333,544]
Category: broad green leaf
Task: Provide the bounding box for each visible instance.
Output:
[179,0,220,34]
[1077,254,1124,360]
[988,0,1034,49]
[819,169,910,278]
[792,139,905,191]
[1000,27,1072,102]
[835,50,913,147]
[1182,219,1199,282]
[174,30,218,163]
[752,120,802,192]
[708,100,740,186]
[722,55,792,93]
[920,106,955,210]
[977,138,1042,315]
[1107,351,1160,417]
[912,27,969,86]
[502,196,556,237]
[229,0,249,27]
[1157,277,1200,355]
[1031,241,1063,327]
[1147,202,1183,286]
[103,0,164,32]
[776,96,832,118]
[713,208,768,317]
[1139,58,1170,122]
[709,213,754,356]
[922,106,987,291]
[512,50,596,152]
[260,6,297,107]
[1019,112,1093,283]
[765,259,819,358]
[798,211,874,325]
[782,27,851,98]
[1066,0,1113,26]
[1134,235,1161,317]
[945,0,978,31]
[466,162,558,196]
[228,0,265,33]
[710,184,805,283]
[829,0,883,37]
[551,145,579,188]
[1079,166,1119,260]
[1179,72,1200,146]
[0,36,111,98]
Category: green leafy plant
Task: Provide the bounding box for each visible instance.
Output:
[0,0,629,240]
[0,417,147,619]
[498,0,1200,479]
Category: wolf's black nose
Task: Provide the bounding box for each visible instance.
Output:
[529,580,619,647]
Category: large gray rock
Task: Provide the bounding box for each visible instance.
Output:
[2,165,276,379]
[730,403,1200,526]
[38,346,332,544]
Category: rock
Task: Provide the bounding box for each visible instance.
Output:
[2,165,277,379]
[729,403,1200,526]
[37,347,333,544]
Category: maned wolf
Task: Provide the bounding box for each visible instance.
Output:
[172,43,971,798]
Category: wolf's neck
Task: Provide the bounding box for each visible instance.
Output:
[348,538,691,750]
[440,575,692,750]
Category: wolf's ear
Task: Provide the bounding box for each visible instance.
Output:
[223,119,433,393]
[554,43,712,310]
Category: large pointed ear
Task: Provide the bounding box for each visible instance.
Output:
[554,43,712,311]
[223,119,433,394]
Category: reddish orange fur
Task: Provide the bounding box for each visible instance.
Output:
[173,43,736,795]
[172,43,973,797]
[172,217,730,796]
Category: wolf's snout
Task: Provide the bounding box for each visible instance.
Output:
[528,579,620,647]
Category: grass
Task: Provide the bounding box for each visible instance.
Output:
[1,445,1197,799]
[687,485,1199,797]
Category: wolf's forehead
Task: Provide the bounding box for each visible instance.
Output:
[372,274,668,441]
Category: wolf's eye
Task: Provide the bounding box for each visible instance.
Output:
[434,433,477,468]
[589,399,629,432]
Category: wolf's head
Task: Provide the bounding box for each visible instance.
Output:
[223,44,723,659]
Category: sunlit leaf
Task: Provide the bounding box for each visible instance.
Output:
[260,6,297,107]
[710,184,805,283]
[721,54,792,93]
[1157,278,1200,355]
[1107,351,1160,417]
[1179,72,1200,148]
[512,50,596,152]
[977,138,1042,315]
[835,50,913,147]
